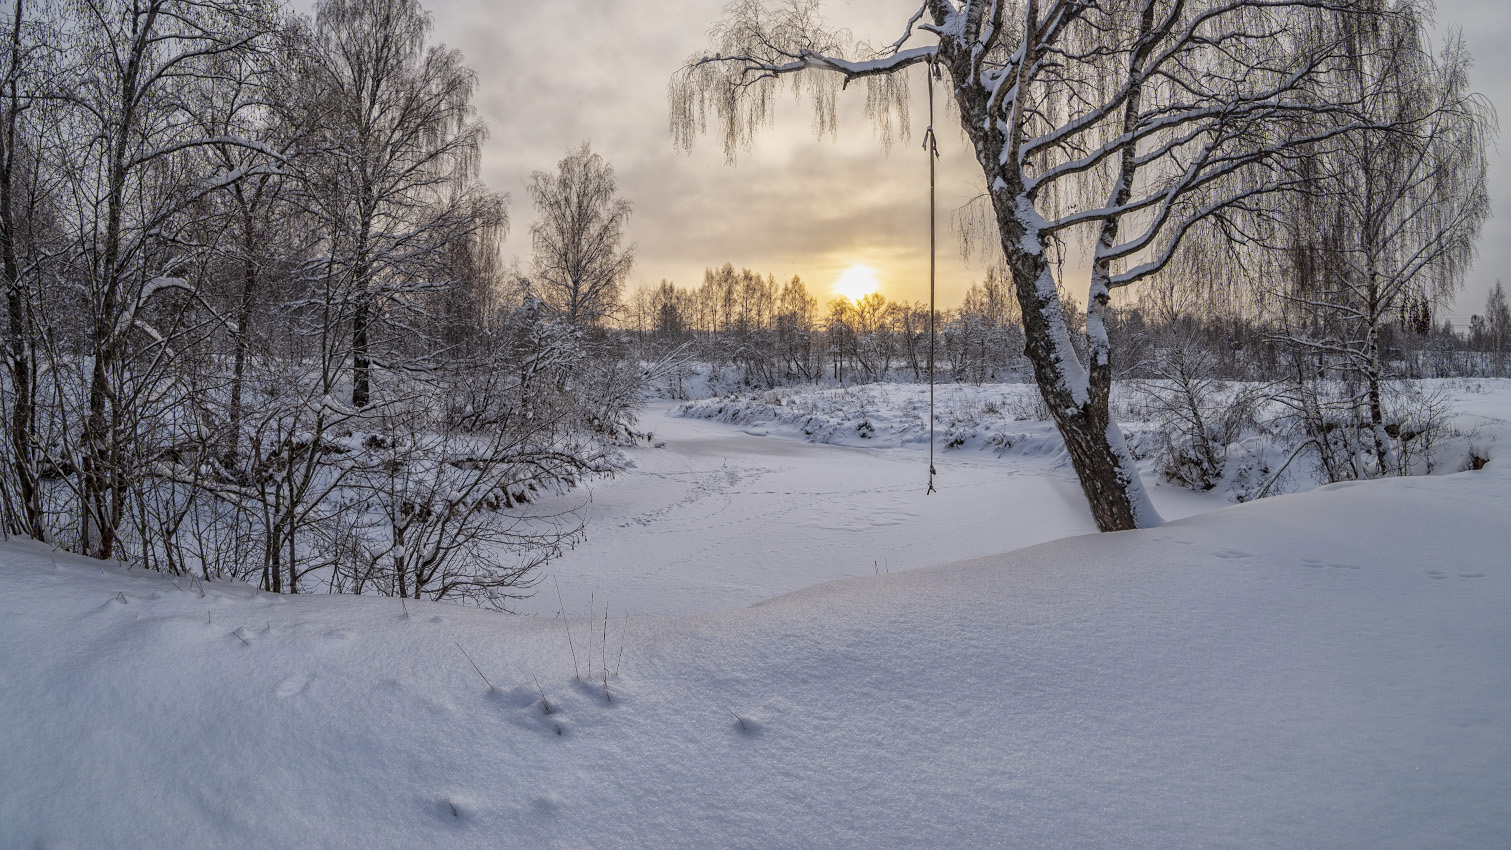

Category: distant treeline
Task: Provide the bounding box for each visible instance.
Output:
[622,265,1511,389]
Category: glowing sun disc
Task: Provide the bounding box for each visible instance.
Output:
[834,265,881,301]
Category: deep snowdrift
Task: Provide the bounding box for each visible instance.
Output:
[4,459,1508,847]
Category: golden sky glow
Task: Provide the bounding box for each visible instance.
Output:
[410,0,1506,320]
[833,265,882,302]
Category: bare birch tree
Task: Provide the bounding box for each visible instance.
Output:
[297,0,503,408]
[1273,24,1491,474]
[1486,282,1510,371]
[528,142,635,326]
[0,0,57,540]
[54,0,279,558]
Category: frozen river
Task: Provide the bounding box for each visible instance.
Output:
[519,400,1216,616]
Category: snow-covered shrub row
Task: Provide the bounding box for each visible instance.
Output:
[44,300,642,606]
[680,383,1068,457]
[681,378,1505,503]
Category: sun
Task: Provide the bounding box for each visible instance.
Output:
[833,265,881,301]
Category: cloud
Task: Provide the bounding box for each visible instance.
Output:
[415,0,984,304]
[415,0,1508,318]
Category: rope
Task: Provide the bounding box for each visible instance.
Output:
[924,57,939,495]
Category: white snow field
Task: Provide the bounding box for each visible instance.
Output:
[522,379,1499,616]
[517,391,1218,617]
[3,380,1509,849]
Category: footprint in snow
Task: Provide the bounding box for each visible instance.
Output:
[276,673,314,698]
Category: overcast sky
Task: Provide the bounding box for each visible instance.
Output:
[414,0,1510,322]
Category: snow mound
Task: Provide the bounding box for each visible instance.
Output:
[4,462,1509,848]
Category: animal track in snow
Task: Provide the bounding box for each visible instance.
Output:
[275,673,314,698]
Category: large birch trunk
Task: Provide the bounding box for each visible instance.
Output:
[1003,232,1161,532]
[1364,269,1397,474]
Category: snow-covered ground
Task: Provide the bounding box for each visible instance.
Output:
[514,393,1219,617]
[3,379,1509,848]
[524,378,1501,616]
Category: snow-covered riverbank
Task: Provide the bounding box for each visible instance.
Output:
[525,378,1506,617]
[515,397,1219,617]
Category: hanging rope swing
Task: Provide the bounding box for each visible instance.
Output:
[925,55,940,495]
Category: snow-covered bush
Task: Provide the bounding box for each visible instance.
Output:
[1133,346,1267,491]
